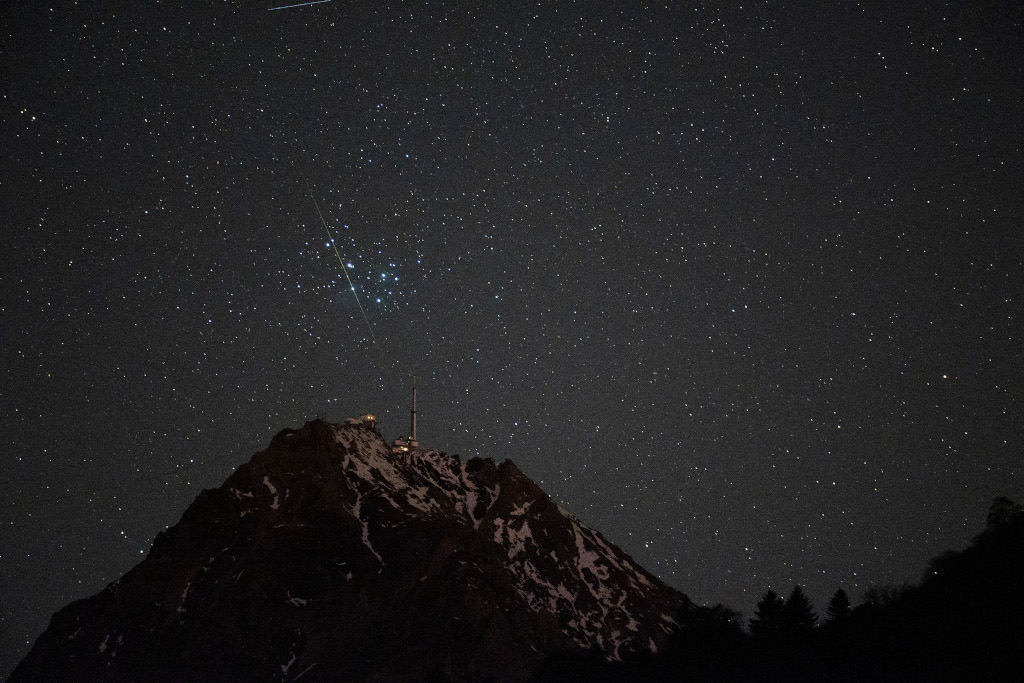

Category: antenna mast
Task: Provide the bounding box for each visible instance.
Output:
[391,378,420,453]
[410,379,418,446]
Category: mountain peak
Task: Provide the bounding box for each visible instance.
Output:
[13,418,686,681]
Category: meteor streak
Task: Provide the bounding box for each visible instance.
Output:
[268,0,330,11]
[308,188,378,347]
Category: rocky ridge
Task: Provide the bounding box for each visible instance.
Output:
[12,419,687,681]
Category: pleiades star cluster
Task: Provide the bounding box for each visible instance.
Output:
[2,2,1021,675]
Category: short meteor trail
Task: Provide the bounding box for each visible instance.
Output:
[268,0,330,11]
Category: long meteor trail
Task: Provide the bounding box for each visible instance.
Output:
[268,0,330,11]
[308,189,378,347]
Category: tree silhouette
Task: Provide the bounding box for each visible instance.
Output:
[665,600,748,677]
[862,583,912,608]
[986,496,1023,531]
[749,589,785,638]
[781,584,817,633]
[826,588,851,623]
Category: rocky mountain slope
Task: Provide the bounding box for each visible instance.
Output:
[12,419,687,681]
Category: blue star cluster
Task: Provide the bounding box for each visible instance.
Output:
[2,2,1021,674]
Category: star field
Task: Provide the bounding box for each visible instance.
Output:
[2,2,1022,674]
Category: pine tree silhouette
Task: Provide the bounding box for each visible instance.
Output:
[749,589,785,638]
[781,584,817,633]
[826,588,851,623]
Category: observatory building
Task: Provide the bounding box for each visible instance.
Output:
[345,414,377,429]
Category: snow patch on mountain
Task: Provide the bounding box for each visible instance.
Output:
[505,519,534,559]
[263,476,280,510]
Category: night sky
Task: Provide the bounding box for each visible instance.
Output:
[2,1,1022,674]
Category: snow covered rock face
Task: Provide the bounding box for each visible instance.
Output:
[12,420,687,681]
